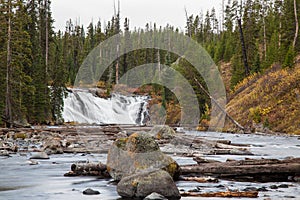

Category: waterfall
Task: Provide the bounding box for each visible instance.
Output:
[62,89,149,125]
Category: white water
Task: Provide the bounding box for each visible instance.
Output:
[62,89,149,125]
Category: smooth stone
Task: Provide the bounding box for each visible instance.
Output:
[144,192,168,200]
[270,185,278,189]
[278,184,289,188]
[30,152,49,159]
[258,187,268,192]
[188,188,200,192]
[293,176,300,182]
[243,187,258,191]
[117,169,181,199]
[0,150,9,157]
[83,188,100,195]
[27,159,39,165]
[216,185,225,188]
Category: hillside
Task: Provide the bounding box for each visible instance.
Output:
[225,63,300,135]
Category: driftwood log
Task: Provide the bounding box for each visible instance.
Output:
[181,158,300,182]
[181,190,258,198]
[64,162,111,178]
[171,134,253,156]
[180,176,219,183]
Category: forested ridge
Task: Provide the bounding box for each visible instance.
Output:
[0,0,299,133]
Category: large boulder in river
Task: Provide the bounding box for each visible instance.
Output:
[107,132,180,181]
[117,169,181,199]
[149,125,176,140]
[43,137,64,154]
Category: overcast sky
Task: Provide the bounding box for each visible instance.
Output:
[51,0,222,31]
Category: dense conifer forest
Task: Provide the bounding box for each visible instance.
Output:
[0,0,299,131]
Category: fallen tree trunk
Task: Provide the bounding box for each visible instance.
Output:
[210,148,253,155]
[171,134,253,156]
[181,190,258,198]
[181,158,300,182]
[180,176,219,183]
[194,77,245,132]
[64,162,110,178]
[71,162,107,172]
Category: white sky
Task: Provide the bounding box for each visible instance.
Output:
[51,0,222,32]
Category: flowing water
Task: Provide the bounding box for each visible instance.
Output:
[1,93,299,199]
[62,89,149,125]
[0,131,299,200]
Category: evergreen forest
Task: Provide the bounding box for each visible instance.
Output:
[0,0,300,133]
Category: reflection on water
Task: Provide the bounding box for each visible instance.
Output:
[0,131,299,200]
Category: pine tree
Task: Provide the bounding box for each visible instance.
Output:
[49,31,66,123]
[283,45,295,68]
[0,1,7,125]
[281,0,297,53]
[0,0,34,126]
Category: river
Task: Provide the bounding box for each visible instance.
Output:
[0,130,299,200]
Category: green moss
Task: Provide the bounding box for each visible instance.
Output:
[14,133,26,140]
[115,138,128,150]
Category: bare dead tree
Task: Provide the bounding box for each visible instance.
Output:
[194,78,244,131]
[5,0,12,128]
[221,0,225,31]
[184,7,191,37]
[114,0,120,84]
[45,0,48,73]
[237,18,250,76]
[293,0,299,48]
[262,0,267,59]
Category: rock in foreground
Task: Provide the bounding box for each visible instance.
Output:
[107,132,180,181]
[117,169,181,199]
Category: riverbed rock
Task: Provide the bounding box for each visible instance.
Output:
[293,176,300,182]
[117,169,181,199]
[270,185,278,189]
[144,192,168,200]
[43,138,64,154]
[30,152,49,159]
[0,150,9,156]
[83,188,100,195]
[27,159,39,165]
[13,132,27,140]
[107,132,180,181]
[149,125,176,140]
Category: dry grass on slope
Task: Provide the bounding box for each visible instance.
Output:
[226,64,300,135]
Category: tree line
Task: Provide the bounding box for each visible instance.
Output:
[189,0,300,86]
[0,0,299,127]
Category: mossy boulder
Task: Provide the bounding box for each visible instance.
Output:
[149,125,176,140]
[117,169,181,199]
[107,132,180,181]
[13,132,27,140]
